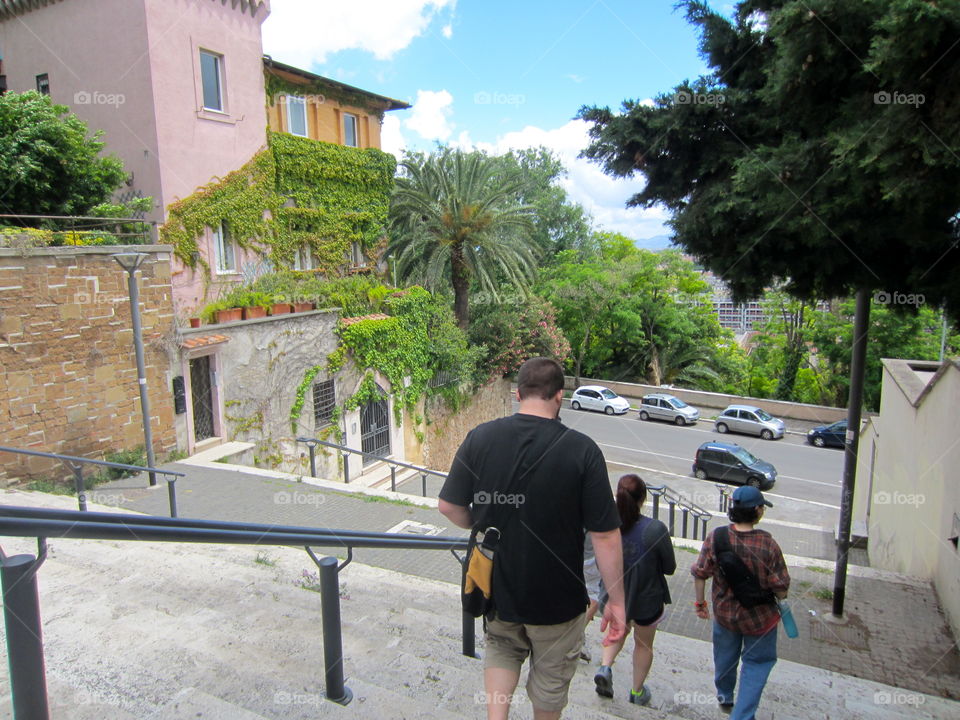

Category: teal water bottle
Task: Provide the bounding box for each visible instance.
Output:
[777,599,798,638]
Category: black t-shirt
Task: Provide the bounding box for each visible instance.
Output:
[440,413,619,625]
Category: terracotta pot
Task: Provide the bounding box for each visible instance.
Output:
[188,317,201,328]
[242,306,267,320]
[293,302,315,313]
[270,303,293,316]
[215,307,243,324]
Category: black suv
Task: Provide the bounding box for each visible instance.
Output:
[692,441,777,490]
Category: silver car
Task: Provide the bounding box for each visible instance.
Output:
[638,393,700,426]
[715,404,785,440]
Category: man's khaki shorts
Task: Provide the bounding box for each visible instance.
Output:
[484,612,586,712]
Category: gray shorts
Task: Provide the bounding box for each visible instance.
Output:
[484,612,586,712]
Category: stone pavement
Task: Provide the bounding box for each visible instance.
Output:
[90,455,960,701]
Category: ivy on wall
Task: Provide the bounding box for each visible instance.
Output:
[288,285,480,437]
[160,132,396,279]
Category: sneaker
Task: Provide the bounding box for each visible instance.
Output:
[718,696,734,713]
[629,685,651,706]
[579,647,592,663]
[593,665,613,698]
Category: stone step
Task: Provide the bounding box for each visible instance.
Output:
[1,491,957,720]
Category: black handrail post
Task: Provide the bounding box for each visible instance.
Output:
[421,473,427,497]
[2,553,49,720]
[462,611,476,658]
[318,556,352,706]
[668,501,676,536]
[166,477,178,518]
[309,444,317,478]
[71,465,87,512]
[681,508,689,539]
[652,493,660,521]
[390,466,396,492]
[701,516,708,540]
[342,454,350,485]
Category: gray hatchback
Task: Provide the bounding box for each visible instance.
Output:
[715,404,785,440]
[638,393,700,426]
[692,441,777,489]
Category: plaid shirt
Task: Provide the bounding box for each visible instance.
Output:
[691,525,790,635]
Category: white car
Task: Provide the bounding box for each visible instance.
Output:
[570,385,631,415]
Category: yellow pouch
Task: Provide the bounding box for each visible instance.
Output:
[465,543,494,598]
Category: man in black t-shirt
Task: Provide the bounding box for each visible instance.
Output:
[439,357,626,720]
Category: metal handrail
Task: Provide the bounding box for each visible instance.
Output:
[0,446,184,516]
[296,437,446,495]
[0,505,472,717]
[646,483,713,540]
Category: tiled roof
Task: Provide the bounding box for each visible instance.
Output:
[180,334,230,350]
[339,313,390,327]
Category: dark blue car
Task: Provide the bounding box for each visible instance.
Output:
[807,420,847,448]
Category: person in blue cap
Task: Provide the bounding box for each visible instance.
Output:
[690,485,790,719]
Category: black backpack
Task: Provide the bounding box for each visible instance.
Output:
[713,526,776,608]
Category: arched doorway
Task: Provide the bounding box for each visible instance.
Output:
[360,384,390,464]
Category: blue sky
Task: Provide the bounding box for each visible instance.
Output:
[262,1,723,245]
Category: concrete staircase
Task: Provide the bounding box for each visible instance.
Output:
[0,491,956,719]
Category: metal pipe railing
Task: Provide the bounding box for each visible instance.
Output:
[0,446,184,517]
[646,483,714,541]
[296,437,447,496]
[0,505,472,718]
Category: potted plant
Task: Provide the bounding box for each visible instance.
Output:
[200,300,242,325]
[188,317,202,329]
[293,298,316,313]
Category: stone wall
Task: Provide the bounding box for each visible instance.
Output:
[196,309,342,476]
[0,246,178,484]
[419,378,512,473]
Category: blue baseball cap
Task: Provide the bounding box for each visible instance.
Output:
[731,486,773,508]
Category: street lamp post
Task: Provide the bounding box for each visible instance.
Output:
[112,252,157,486]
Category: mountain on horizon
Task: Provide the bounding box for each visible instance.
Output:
[633,234,673,251]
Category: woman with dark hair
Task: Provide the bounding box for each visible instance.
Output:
[594,474,676,706]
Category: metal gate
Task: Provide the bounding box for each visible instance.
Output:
[360,385,390,465]
[189,355,215,442]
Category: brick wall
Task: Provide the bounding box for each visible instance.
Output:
[0,246,178,484]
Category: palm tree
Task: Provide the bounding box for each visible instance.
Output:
[388,148,537,329]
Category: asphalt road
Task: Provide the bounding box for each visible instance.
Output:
[547,400,847,531]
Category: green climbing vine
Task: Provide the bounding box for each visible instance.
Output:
[288,285,481,438]
[160,132,396,277]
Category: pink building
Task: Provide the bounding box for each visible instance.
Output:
[0,0,271,229]
[0,0,409,316]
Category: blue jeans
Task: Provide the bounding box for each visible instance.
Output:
[712,621,778,720]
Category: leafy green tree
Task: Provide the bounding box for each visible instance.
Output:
[811,299,955,410]
[388,148,537,329]
[580,0,960,321]
[495,147,594,260]
[0,91,127,220]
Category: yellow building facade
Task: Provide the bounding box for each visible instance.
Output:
[263,57,409,150]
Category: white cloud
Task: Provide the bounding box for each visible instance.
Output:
[475,120,670,242]
[262,0,455,67]
[381,114,406,158]
[442,24,453,39]
[406,89,455,142]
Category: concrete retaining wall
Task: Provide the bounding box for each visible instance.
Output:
[566,376,851,424]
